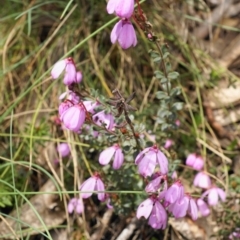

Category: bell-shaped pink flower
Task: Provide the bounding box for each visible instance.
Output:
[197,199,210,216]
[76,71,83,83]
[66,92,80,104]
[168,195,188,219]
[102,193,113,209]
[201,186,226,206]
[164,139,173,149]
[188,198,198,220]
[111,19,137,49]
[67,198,84,214]
[229,228,240,239]
[136,197,167,229]
[83,100,99,114]
[175,119,180,126]
[164,180,184,205]
[93,110,114,130]
[171,171,178,180]
[145,173,167,193]
[186,153,204,171]
[107,0,134,18]
[59,91,80,104]
[79,174,105,201]
[63,62,77,85]
[99,144,124,170]
[193,172,211,189]
[168,194,198,220]
[135,145,168,177]
[51,58,79,86]
[57,143,70,157]
[60,105,85,132]
[58,101,72,116]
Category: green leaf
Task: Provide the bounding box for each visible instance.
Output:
[162,82,171,91]
[154,70,164,79]
[163,52,170,59]
[160,77,168,84]
[170,87,181,97]
[153,57,162,63]
[158,109,171,118]
[172,102,183,110]
[161,123,170,131]
[156,118,165,124]
[156,91,168,99]
[168,71,179,79]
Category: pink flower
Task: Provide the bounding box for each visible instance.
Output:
[68,92,80,104]
[57,143,70,157]
[171,171,178,180]
[60,105,85,132]
[186,153,204,171]
[99,144,124,170]
[79,174,105,201]
[107,0,135,18]
[51,58,70,79]
[201,186,226,206]
[164,139,173,149]
[136,197,167,229]
[58,101,72,116]
[164,180,184,205]
[51,58,79,86]
[168,195,198,220]
[175,119,180,126]
[188,197,198,220]
[59,91,80,104]
[229,228,240,239]
[111,19,137,49]
[102,194,113,209]
[197,199,210,216]
[193,172,211,189]
[93,110,114,130]
[168,195,188,218]
[76,71,83,83]
[145,173,167,193]
[135,145,168,177]
[83,100,99,114]
[67,198,84,214]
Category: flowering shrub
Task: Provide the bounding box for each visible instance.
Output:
[49,0,229,233]
[2,0,240,239]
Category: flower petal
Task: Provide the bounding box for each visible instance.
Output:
[51,59,66,79]
[110,20,122,44]
[217,188,226,202]
[115,0,134,18]
[148,201,167,229]
[99,147,116,165]
[113,148,124,169]
[135,147,150,164]
[118,21,137,49]
[197,199,210,217]
[61,106,85,132]
[188,198,198,220]
[136,198,154,219]
[137,153,156,177]
[156,150,168,174]
[96,178,105,201]
[208,189,219,206]
[145,176,162,193]
[106,0,116,14]
[63,63,77,85]
[79,177,96,199]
